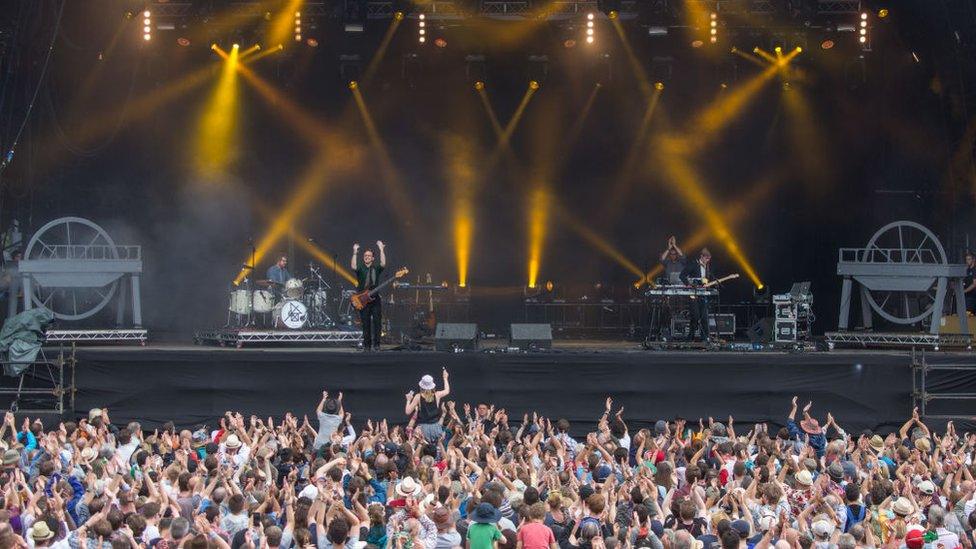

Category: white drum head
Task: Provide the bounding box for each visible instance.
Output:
[277,300,308,329]
[253,289,275,313]
[284,278,304,299]
[228,289,251,315]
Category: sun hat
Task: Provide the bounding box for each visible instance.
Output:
[419,375,436,391]
[870,435,885,451]
[914,438,932,453]
[811,520,834,539]
[2,449,19,467]
[917,480,936,496]
[471,503,502,524]
[397,477,422,498]
[223,434,242,449]
[795,470,814,487]
[299,484,319,500]
[88,408,103,421]
[80,447,97,462]
[892,497,914,517]
[29,522,55,542]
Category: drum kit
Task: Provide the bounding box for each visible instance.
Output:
[228,264,342,330]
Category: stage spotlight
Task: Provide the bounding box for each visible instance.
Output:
[307,38,319,47]
[232,43,240,50]
[654,82,664,90]
[859,12,869,47]
[564,39,577,48]
[585,12,596,45]
[529,80,540,90]
[691,39,704,48]
[474,81,484,90]
[709,12,718,44]
[774,45,782,54]
[821,39,835,49]
[142,10,152,41]
[782,82,791,90]
[177,37,190,47]
[418,13,426,44]
[395,11,404,20]
[294,10,302,42]
[795,46,803,53]
[608,10,618,19]
[434,37,447,48]
[349,80,358,90]
[878,8,889,18]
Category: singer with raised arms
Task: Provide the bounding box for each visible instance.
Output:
[351,241,386,351]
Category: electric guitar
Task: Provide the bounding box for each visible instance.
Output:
[700,273,740,288]
[351,267,409,310]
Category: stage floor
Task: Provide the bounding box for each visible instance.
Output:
[58,342,976,435]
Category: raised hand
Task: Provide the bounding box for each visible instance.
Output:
[353,243,360,252]
[376,240,385,250]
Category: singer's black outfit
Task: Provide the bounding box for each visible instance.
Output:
[355,263,385,350]
[680,261,712,341]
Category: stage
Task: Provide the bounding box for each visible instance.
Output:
[59,342,976,436]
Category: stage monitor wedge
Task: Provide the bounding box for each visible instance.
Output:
[435,323,479,352]
[510,323,552,351]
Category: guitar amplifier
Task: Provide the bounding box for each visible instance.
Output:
[709,314,736,336]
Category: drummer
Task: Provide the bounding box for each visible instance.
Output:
[266,254,291,286]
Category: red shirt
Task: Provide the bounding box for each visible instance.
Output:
[518,522,555,549]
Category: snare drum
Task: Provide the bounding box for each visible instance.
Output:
[284,278,304,299]
[253,289,275,313]
[273,299,308,329]
[228,289,252,315]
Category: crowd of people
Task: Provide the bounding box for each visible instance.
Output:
[0,367,972,549]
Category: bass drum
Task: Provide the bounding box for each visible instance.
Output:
[274,299,308,329]
[228,289,252,315]
[253,289,275,313]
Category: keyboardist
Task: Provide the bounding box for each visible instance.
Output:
[660,236,686,285]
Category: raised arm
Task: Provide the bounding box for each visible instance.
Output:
[435,368,451,400]
[351,243,360,271]
[377,241,386,267]
[317,390,328,415]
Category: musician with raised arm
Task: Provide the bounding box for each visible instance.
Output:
[351,241,386,351]
[680,247,713,342]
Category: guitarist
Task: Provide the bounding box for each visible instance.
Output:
[351,241,386,351]
[680,247,713,342]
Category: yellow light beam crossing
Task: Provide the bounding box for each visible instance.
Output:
[193,44,240,179]
[363,13,404,83]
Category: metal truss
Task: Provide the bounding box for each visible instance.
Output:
[148,0,637,21]
[825,331,973,350]
[0,346,75,415]
[195,329,362,348]
[817,0,860,15]
[45,329,148,345]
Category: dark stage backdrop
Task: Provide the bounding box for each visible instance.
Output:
[73,349,930,436]
[3,1,976,337]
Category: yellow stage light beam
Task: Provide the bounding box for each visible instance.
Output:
[232,148,364,285]
[241,43,284,64]
[610,16,653,96]
[596,86,663,222]
[753,46,778,64]
[267,0,304,47]
[553,202,645,279]
[563,83,602,148]
[731,46,769,68]
[636,171,781,286]
[193,44,240,179]
[781,83,832,190]
[498,81,539,149]
[476,85,505,139]
[288,229,359,285]
[654,136,763,288]
[239,43,262,59]
[362,14,403,83]
[527,187,550,288]
[350,85,420,232]
[440,133,478,287]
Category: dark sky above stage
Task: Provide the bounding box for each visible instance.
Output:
[2,0,975,335]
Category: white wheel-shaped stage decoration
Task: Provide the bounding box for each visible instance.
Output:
[24,217,119,320]
[863,221,946,325]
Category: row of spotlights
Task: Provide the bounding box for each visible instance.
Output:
[143,9,151,41]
